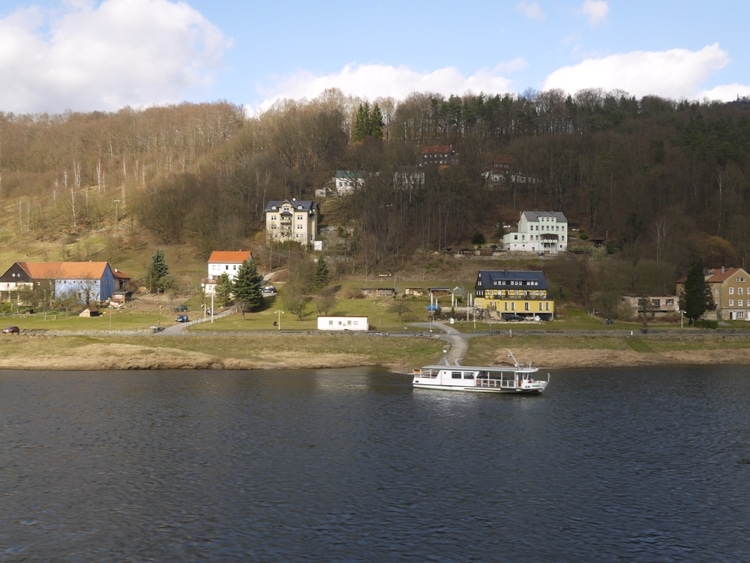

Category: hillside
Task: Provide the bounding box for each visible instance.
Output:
[0,92,748,311]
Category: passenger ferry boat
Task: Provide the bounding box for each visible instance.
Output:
[412,351,550,394]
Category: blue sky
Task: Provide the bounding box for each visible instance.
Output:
[1,0,749,115]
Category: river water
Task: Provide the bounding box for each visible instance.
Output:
[1,365,749,562]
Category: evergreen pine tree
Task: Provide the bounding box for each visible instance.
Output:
[369,103,384,139]
[680,259,714,325]
[145,249,170,293]
[353,102,370,142]
[314,257,329,291]
[233,259,263,313]
[214,272,234,307]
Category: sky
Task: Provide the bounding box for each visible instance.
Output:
[1,0,749,116]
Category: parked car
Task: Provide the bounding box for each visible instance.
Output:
[175,315,189,323]
[2,326,20,334]
[261,285,277,295]
[504,314,525,322]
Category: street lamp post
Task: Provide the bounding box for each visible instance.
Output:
[276,310,284,331]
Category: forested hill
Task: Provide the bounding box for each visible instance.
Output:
[1,89,749,274]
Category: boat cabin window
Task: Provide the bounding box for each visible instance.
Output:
[451,372,462,379]
[464,373,474,379]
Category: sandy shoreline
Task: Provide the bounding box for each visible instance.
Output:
[0,341,748,372]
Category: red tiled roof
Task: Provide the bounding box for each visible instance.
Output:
[706,267,744,283]
[421,145,453,155]
[208,251,253,264]
[18,261,110,280]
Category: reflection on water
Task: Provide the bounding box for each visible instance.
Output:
[1,366,750,561]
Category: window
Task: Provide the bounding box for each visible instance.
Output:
[729,299,734,306]
[740,300,744,307]
[451,372,462,379]
[729,287,734,295]
[740,287,744,295]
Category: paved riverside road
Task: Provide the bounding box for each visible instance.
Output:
[409,321,474,365]
[156,308,234,335]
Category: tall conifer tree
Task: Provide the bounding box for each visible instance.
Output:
[233,259,263,313]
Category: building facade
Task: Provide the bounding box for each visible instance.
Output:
[677,267,750,321]
[265,199,318,246]
[474,270,554,321]
[202,250,253,295]
[334,170,366,195]
[503,211,568,254]
[420,145,457,167]
[0,261,117,304]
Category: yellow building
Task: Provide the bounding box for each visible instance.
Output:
[474,270,555,321]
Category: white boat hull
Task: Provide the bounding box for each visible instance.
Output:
[411,355,549,394]
[413,382,546,394]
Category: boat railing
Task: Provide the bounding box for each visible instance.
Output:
[476,378,518,389]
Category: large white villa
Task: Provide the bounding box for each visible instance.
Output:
[503,211,568,255]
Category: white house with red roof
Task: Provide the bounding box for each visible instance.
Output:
[202,250,253,295]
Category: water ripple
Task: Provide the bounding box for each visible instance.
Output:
[1,367,749,561]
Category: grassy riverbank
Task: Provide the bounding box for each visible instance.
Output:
[2,330,749,372]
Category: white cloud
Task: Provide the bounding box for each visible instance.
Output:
[517,1,544,21]
[0,0,231,114]
[581,0,609,25]
[699,83,750,102]
[543,44,731,100]
[252,62,522,115]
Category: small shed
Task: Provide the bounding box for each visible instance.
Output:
[360,287,396,298]
[317,316,369,331]
[79,307,100,318]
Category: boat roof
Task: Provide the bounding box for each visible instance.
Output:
[420,364,538,371]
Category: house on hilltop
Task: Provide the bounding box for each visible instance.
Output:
[474,270,554,321]
[503,211,568,255]
[421,145,457,167]
[334,170,366,195]
[265,199,318,246]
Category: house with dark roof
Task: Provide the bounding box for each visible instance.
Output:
[265,199,318,246]
[474,270,554,321]
[0,261,117,304]
[503,211,568,254]
[334,170,366,195]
